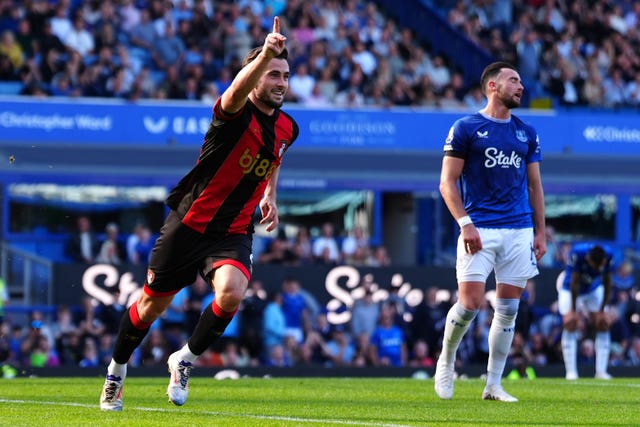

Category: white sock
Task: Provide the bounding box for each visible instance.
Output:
[595,331,610,375]
[108,359,127,379]
[177,343,199,363]
[439,302,477,366]
[486,298,519,387]
[561,330,578,375]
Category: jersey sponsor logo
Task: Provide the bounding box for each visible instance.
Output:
[476,130,488,138]
[484,147,522,168]
[515,129,528,142]
[239,148,277,179]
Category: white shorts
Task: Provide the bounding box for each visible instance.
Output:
[557,272,605,315]
[456,227,539,287]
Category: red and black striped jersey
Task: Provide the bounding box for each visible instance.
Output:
[166,98,299,236]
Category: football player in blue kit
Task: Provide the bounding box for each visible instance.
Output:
[557,243,613,380]
[435,62,547,402]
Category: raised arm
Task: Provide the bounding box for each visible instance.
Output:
[220,17,287,114]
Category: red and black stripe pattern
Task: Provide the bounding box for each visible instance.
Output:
[166,99,298,237]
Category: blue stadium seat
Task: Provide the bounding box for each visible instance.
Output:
[0,81,23,95]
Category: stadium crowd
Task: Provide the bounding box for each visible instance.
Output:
[0,0,639,108]
[1,258,640,376]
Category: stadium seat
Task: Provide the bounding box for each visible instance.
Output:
[0,82,24,95]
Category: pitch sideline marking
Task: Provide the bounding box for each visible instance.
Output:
[0,399,416,427]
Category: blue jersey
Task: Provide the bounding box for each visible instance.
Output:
[561,243,614,294]
[443,112,542,228]
[370,325,405,367]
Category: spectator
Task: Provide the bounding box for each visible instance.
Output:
[239,280,268,363]
[312,222,340,265]
[516,279,536,342]
[49,3,73,42]
[281,277,309,344]
[367,245,391,267]
[291,226,314,265]
[161,287,189,348]
[341,226,370,265]
[118,0,142,34]
[63,13,95,57]
[183,275,211,334]
[352,39,377,77]
[623,73,640,107]
[408,339,435,368]
[96,222,126,265]
[78,337,100,368]
[627,336,640,366]
[352,330,374,366]
[289,63,315,103]
[314,66,338,102]
[350,280,380,340]
[264,343,292,367]
[77,296,107,343]
[463,84,486,111]
[258,229,297,264]
[323,324,356,366]
[128,224,155,265]
[14,19,35,59]
[25,334,60,368]
[140,329,171,366]
[0,30,24,71]
[151,20,185,71]
[426,55,451,93]
[410,286,449,357]
[602,67,627,108]
[368,304,407,367]
[128,8,156,54]
[50,305,77,362]
[515,28,542,97]
[66,215,99,264]
[547,60,586,106]
[217,340,251,367]
[262,291,287,359]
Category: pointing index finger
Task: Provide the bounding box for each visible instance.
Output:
[273,16,280,34]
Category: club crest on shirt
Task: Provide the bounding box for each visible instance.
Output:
[278,140,288,157]
[515,130,528,142]
[147,269,155,285]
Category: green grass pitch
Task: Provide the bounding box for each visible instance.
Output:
[0,377,638,426]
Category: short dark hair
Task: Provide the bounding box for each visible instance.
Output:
[480,61,517,95]
[588,245,607,266]
[241,46,289,68]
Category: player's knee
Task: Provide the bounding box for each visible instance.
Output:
[215,284,245,308]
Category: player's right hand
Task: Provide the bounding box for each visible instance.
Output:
[264,16,287,58]
[461,225,482,254]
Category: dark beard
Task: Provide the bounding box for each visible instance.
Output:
[264,98,283,109]
[502,94,521,109]
[257,92,283,109]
